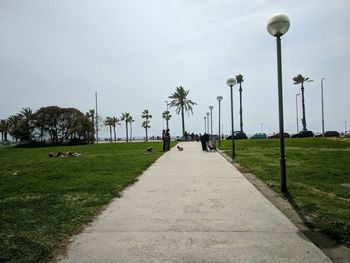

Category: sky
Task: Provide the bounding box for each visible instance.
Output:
[1,0,349,138]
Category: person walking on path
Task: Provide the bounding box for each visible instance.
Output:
[200,133,209,151]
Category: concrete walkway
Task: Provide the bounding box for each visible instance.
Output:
[57,142,331,263]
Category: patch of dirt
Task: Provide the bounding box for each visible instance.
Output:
[218,150,350,263]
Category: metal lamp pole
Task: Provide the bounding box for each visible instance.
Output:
[204,116,207,133]
[217,96,223,146]
[206,112,209,134]
[296,94,300,133]
[267,13,290,194]
[321,78,325,137]
[226,77,236,160]
[209,106,213,136]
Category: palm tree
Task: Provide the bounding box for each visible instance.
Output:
[236,74,244,133]
[127,116,135,141]
[168,86,197,135]
[141,110,152,141]
[293,74,313,131]
[0,119,9,141]
[111,117,120,142]
[104,116,113,142]
[7,115,22,141]
[120,112,130,142]
[162,110,172,130]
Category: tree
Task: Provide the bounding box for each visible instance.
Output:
[127,116,135,141]
[111,117,120,142]
[120,112,130,142]
[168,86,196,136]
[0,119,9,141]
[88,109,95,142]
[236,74,244,133]
[104,117,114,142]
[7,115,22,141]
[293,74,313,131]
[141,110,152,141]
[162,110,172,130]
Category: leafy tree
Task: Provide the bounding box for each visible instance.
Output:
[141,110,152,141]
[293,74,313,131]
[112,117,120,142]
[162,110,172,130]
[236,74,244,133]
[120,112,130,142]
[0,119,9,141]
[104,117,114,142]
[7,115,22,141]
[127,116,135,141]
[168,86,196,135]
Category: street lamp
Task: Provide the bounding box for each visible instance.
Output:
[226,77,236,160]
[267,13,290,193]
[217,96,223,146]
[321,78,325,137]
[296,93,300,132]
[209,106,214,136]
[204,116,207,133]
[206,112,210,134]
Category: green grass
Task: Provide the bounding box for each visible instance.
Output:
[0,142,174,263]
[220,138,350,245]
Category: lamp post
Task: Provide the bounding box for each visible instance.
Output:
[321,78,325,137]
[226,77,236,160]
[209,106,214,136]
[296,94,300,132]
[217,96,223,146]
[267,13,290,193]
[204,116,207,133]
[206,112,210,134]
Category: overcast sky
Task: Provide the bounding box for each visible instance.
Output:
[1,0,349,138]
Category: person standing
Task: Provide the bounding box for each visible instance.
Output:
[165,129,171,151]
[162,129,167,152]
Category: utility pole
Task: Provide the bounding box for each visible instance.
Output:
[95,92,98,144]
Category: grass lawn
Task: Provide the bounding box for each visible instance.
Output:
[220,138,350,245]
[0,142,174,263]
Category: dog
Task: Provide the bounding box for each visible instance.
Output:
[207,144,216,152]
[146,146,153,152]
[177,146,184,151]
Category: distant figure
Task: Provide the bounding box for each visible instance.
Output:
[165,129,171,151]
[200,133,209,151]
[162,129,167,152]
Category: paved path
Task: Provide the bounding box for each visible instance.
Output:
[57,142,331,263]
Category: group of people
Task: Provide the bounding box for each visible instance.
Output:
[48,151,81,157]
[162,129,171,152]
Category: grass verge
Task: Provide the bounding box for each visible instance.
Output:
[0,142,174,262]
[220,138,350,245]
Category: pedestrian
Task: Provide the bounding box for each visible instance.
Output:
[162,129,167,152]
[200,133,209,151]
[165,129,171,151]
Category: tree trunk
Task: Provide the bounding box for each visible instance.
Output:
[301,84,307,131]
[125,122,128,142]
[181,105,185,136]
[239,84,243,133]
[145,126,148,141]
[109,126,112,142]
[113,125,116,142]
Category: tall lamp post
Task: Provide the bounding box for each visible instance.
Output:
[217,96,223,146]
[204,116,207,133]
[226,77,236,160]
[206,112,210,134]
[209,106,214,136]
[321,78,325,137]
[267,13,290,193]
[296,93,300,132]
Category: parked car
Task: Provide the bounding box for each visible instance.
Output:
[250,133,267,139]
[268,132,290,139]
[291,130,314,138]
[226,131,248,140]
[315,131,340,137]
